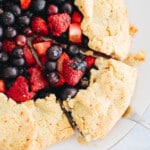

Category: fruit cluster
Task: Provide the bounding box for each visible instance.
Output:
[0,0,95,102]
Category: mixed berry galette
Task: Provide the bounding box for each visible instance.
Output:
[0,0,140,149]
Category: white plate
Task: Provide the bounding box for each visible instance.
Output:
[47,0,150,149]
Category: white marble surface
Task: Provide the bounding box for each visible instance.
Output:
[112,107,150,150]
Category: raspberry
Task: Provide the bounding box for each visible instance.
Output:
[48,13,71,37]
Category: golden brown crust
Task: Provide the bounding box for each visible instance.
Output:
[129,25,138,37]
[0,94,74,150]
[124,50,145,66]
[75,0,131,60]
[0,94,37,150]
[64,57,137,141]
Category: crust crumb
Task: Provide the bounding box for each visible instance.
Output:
[123,106,133,118]
[124,50,145,66]
[77,136,88,145]
[130,25,138,36]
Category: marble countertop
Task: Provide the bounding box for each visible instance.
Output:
[112,106,150,150]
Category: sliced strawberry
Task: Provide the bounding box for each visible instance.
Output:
[28,67,48,92]
[31,36,45,45]
[69,23,82,44]
[2,40,16,53]
[33,41,52,57]
[84,56,96,69]
[7,76,35,102]
[57,52,70,74]
[48,13,71,37]
[31,17,48,35]
[20,0,31,10]
[63,59,84,86]
[54,73,65,87]
[0,80,6,93]
[23,45,37,66]
[71,11,83,23]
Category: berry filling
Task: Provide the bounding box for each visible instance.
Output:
[0,0,95,102]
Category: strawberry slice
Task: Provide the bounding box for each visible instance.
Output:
[54,73,65,87]
[84,56,96,69]
[71,11,83,23]
[31,17,48,35]
[69,23,82,44]
[63,59,84,86]
[33,41,52,57]
[20,0,31,10]
[0,80,6,93]
[23,45,37,66]
[2,40,16,53]
[7,76,35,102]
[28,67,48,92]
[57,52,70,74]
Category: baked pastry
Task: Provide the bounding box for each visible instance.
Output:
[75,0,132,60]
[0,0,139,149]
[64,56,137,141]
[0,93,74,150]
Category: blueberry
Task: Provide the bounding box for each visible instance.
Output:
[0,52,9,62]
[71,58,87,72]
[77,61,87,72]
[12,58,25,66]
[0,25,3,38]
[12,47,23,58]
[2,11,15,25]
[5,27,17,38]
[60,87,77,100]
[67,45,80,56]
[45,61,56,71]
[46,72,59,85]
[10,4,21,16]
[18,15,30,27]
[31,0,46,14]
[47,45,62,61]
[61,3,73,15]
[79,77,89,89]
[2,67,19,78]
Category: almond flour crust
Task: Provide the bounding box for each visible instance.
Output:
[75,0,131,60]
[0,94,74,150]
[64,57,137,141]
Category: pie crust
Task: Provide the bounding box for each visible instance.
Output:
[64,56,137,141]
[75,0,131,60]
